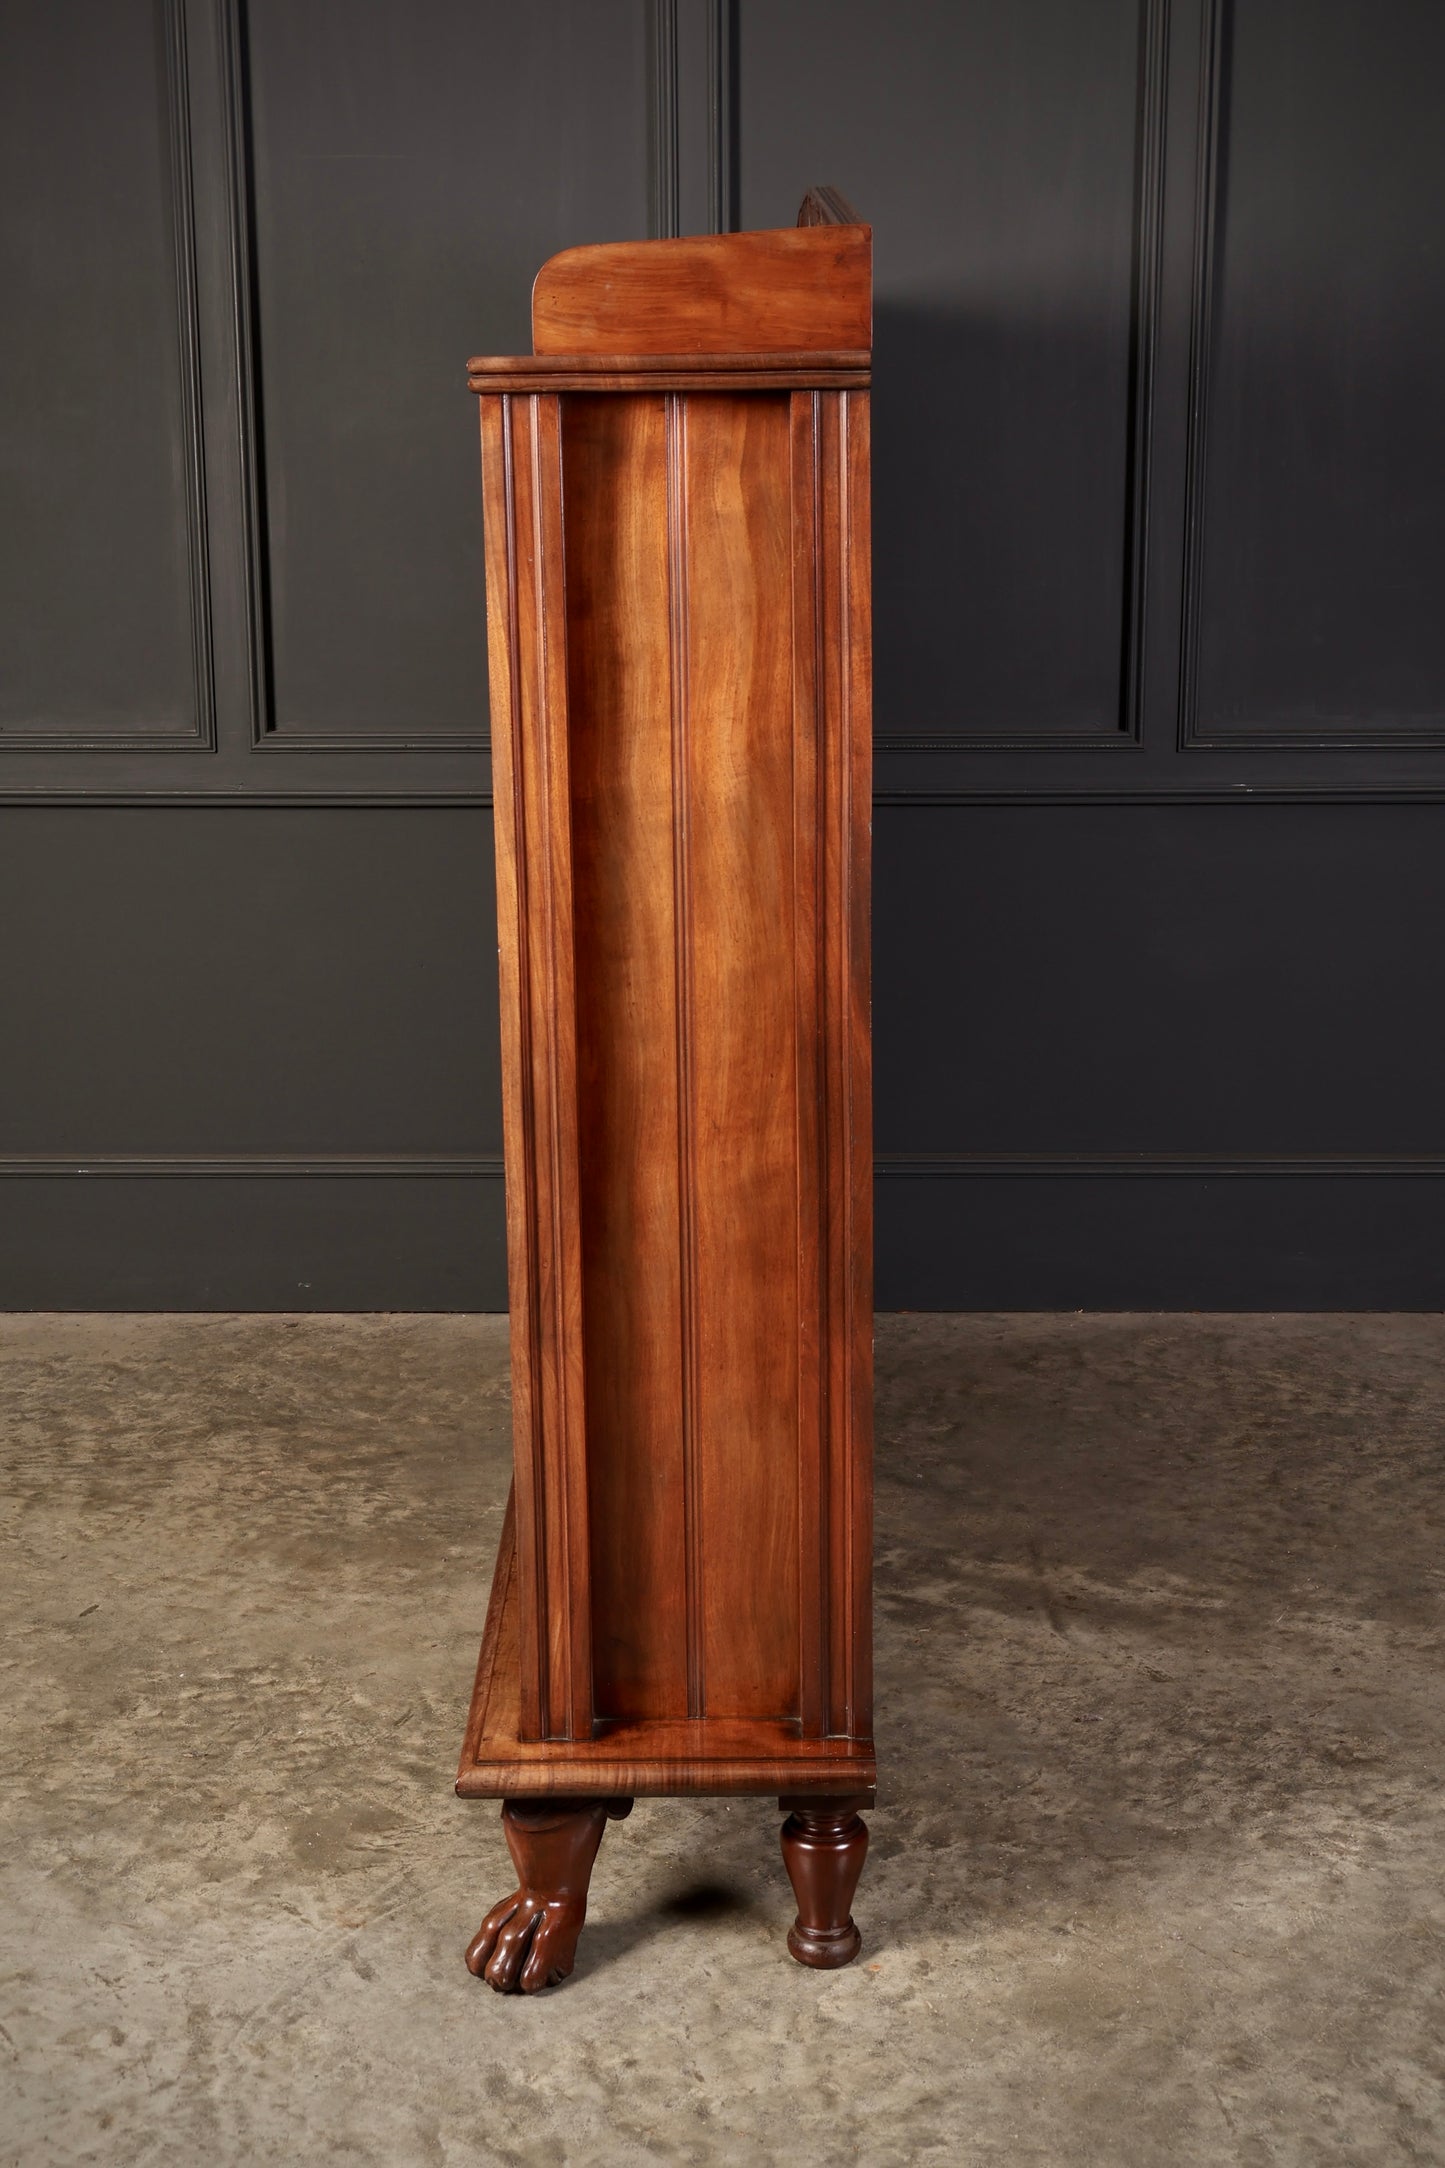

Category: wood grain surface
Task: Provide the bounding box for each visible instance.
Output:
[458,1495,877,1799]
[466,220,873,1801]
[531,227,871,356]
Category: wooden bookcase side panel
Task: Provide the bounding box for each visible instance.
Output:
[480,378,872,1765]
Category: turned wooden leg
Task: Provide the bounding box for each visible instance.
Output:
[465,1797,632,1994]
[779,1798,870,1970]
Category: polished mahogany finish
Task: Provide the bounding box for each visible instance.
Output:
[779,1802,871,1969]
[530,224,870,355]
[465,1797,633,1994]
[460,192,874,1987]
[464,352,870,395]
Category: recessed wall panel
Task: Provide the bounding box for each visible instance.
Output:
[1191,0,1445,739]
[240,0,647,743]
[740,0,1148,743]
[0,0,203,741]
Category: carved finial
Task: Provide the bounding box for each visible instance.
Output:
[797,185,863,227]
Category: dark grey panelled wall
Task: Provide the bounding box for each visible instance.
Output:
[743,0,1445,1305]
[4,0,1445,1307]
[0,0,643,1305]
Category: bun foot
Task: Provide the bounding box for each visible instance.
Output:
[779,1800,869,1970]
[787,1912,863,1969]
[466,1797,631,1994]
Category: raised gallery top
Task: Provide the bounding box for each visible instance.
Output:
[530,225,871,356]
[465,224,871,395]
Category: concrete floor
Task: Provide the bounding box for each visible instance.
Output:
[2,1314,1442,2167]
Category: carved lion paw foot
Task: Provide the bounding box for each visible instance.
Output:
[465,1892,588,1993]
[464,1797,631,1995]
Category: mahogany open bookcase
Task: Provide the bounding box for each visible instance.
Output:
[457,190,874,1993]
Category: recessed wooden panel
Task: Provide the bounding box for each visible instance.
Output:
[680,395,801,1722]
[0,0,205,743]
[564,393,804,1726]
[565,395,689,1722]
